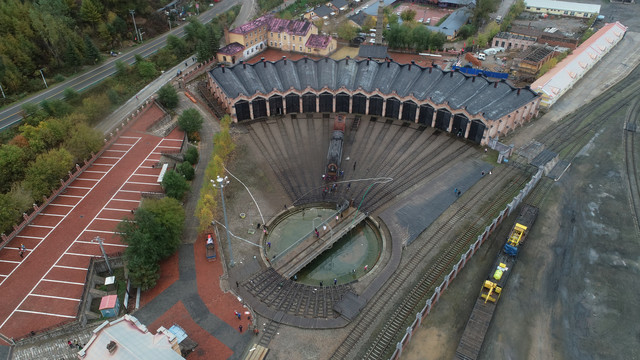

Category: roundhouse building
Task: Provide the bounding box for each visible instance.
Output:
[207,57,541,145]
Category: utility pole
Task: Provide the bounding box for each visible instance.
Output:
[92,236,113,275]
[0,83,5,98]
[130,10,140,43]
[39,69,48,88]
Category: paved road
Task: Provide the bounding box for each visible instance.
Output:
[0,0,241,131]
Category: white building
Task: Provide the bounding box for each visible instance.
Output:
[531,22,627,108]
[524,0,601,17]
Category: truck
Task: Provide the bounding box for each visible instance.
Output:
[206,233,216,261]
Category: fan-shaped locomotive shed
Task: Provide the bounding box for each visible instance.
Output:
[207,57,541,145]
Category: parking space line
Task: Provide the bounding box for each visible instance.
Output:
[67,186,92,190]
[28,225,54,229]
[48,204,74,207]
[59,195,83,198]
[42,279,85,286]
[118,190,142,193]
[75,178,99,181]
[100,156,122,159]
[84,170,108,174]
[0,260,21,264]
[132,174,158,177]
[126,181,161,185]
[95,218,124,222]
[54,265,87,271]
[76,240,127,247]
[31,294,80,302]
[14,310,75,319]
[16,235,43,239]
[104,208,132,212]
[111,199,140,203]
[39,213,65,217]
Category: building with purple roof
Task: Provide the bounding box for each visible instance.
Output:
[218,15,337,64]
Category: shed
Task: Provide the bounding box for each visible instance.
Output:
[99,295,120,318]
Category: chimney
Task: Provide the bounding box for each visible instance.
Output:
[494,82,498,88]
[517,88,521,95]
[385,56,389,62]
[325,57,328,63]
[450,71,453,77]
[221,64,225,73]
[429,67,432,73]
[262,57,266,67]
[304,55,308,63]
[409,60,415,71]
[367,57,370,65]
[242,60,246,69]
[387,59,390,67]
[472,76,475,82]
[346,56,349,65]
[283,56,287,65]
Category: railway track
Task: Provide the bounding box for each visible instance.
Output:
[331,165,531,360]
[623,98,640,237]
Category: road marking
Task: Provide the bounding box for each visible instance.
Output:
[127,181,161,185]
[111,199,140,203]
[14,310,75,319]
[95,218,124,222]
[83,170,108,174]
[67,186,92,190]
[104,208,132,212]
[132,174,158,177]
[53,265,87,271]
[118,189,142,193]
[30,294,81,302]
[104,149,128,152]
[100,156,122,159]
[39,213,65,217]
[41,279,85,286]
[0,260,21,264]
[16,235,44,239]
[48,204,74,207]
[92,163,114,166]
[28,225,55,229]
[76,240,127,248]
[75,178,99,182]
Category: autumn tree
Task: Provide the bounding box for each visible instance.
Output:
[23,148,74,200]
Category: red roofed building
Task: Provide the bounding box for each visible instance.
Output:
[218,15,337,64]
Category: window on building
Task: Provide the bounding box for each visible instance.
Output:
[284,35,287,40]
[278,34,281,38]
[223,56,227,62]
[563,11,568,14]
[300,46,303,51]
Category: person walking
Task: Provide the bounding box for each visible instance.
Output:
[347,183,351,191]
[239,325,243,333]
[267,242,271,249]
[353,161,357,171]
[334,278,337,285]
[67,340,73,348]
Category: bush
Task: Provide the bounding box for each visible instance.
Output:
[184,146,199,165]
[178,161,195,180]
[157,84,179,109]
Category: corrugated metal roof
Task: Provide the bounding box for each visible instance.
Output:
[210,58,538,120]
[531,22,627,105]
[525,0,601,13]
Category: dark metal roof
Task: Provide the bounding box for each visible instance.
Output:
[209,58,539,120]
[357,45,389,59]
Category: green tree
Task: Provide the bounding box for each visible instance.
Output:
[114,60,129,77]
[167,35,188,58]
[458,24,476,39]
[23,148,74,200]
[162,170,190,199]
[157,84,179,109]
[80,93,110,124]
[64,122,104,162]
[411,25,431,52]
[361,16,377,33]
[196,40,211,63]
[430,32,446,50]
[178,161,195,181]
[137,61,157,80]
[118,197,185,290]
[0,186,33,235]
[472,0,498,27]
[178,108,204,135]
[400,9,417,22]
[0,145,27,193]
[63,88,80,104]
[64,39,82,70]
[337,22,358,41]
[153,48,177,69]
[184,146,199,165]
[83,35,101,64]
[80,0,103,26]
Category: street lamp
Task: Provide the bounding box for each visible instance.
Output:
[212,176,234,267]
[130,10,140,43]
[92,236,113,275]
[39,69,48,89]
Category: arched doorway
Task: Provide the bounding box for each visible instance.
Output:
[235,100,250,121]
[452,114,469,137]
[285,94,300,114]
[352,93,366,114]
[336,92,350,113]
[435,109,451,131]
[269,95,284,116]
[468,119,486,144]
[319,92,333,113]
[418,104,434,126]
[385,97,400,119]
[251,97,267,119]
[302,93,317,113]
[369,95,383,116]
[401,101,417,122]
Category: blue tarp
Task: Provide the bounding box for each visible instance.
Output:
[168,324,188,344]
[453,66,509,79]
[503,244,519,257]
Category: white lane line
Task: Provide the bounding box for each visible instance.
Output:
[92,163,114,166]
[100,156,121,159]
[119,136,140,139]
[157,146,182,149]
[41,279,85,286]
[48,204,74,207]
[28,225,54,229]
[39,213,65,217]
[126,181,161,186]
[16,235,44,239]
[95,218,124,222]
[111,199,140,203]
[162,139,183,142]
[75,178,99,182]
[84,230,118,234]
[118,189,142,193]
[30,294,81,302]
[58,195,83,198]
[14,310,75,319]
[131,174,158,177]
[76,240,127,248]
[54,265,87,271]
[103,208,132,212]
[66,186,92,190]
[84,170,108,174]
[0,260,21,264]
[104,149,128,152]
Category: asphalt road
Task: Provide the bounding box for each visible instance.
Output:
[0,0,240,131]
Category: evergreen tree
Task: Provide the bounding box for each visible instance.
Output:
[83,35,101,64]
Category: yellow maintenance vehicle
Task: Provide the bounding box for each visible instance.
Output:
[455,204,538,360]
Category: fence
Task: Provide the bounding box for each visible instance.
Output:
[178,57,216,86]
[389,168,542,360]
[0,98,156,251]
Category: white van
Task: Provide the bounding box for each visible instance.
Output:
[476,53,486,60]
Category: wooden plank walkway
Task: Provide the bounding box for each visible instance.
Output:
[274,207,366,279]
